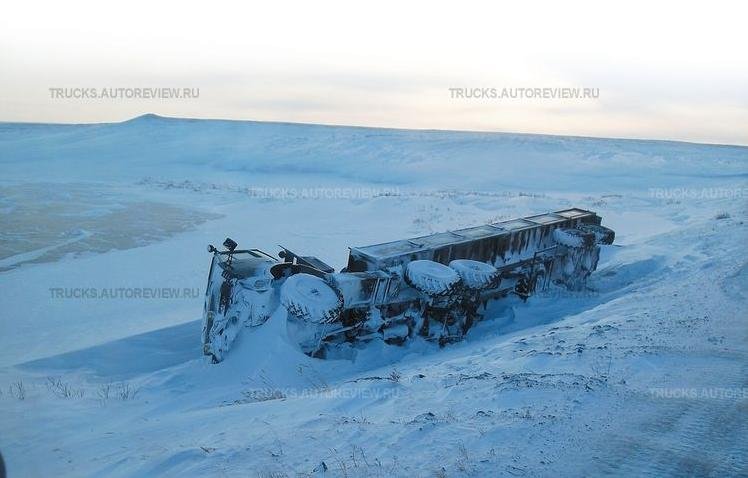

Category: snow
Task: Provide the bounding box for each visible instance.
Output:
[448,260,499,290]
[406,260,461,295]
[0,115,746,476]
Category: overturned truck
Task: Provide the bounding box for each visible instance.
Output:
[202,208,615,362]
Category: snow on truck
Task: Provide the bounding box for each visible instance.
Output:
[201,208,615,362]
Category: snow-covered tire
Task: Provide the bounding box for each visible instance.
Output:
[406,260,461,296]
[280,274,342,324]
[577,224,615,245]
[553,228,595,249]
[449,259,499,290]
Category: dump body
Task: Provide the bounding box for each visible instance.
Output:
[346,208,601,272]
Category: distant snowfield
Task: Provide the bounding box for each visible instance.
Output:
[0,116,746,476]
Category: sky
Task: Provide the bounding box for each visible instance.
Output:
[1,0,747,145]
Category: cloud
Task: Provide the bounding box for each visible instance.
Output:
[1,0,746,144]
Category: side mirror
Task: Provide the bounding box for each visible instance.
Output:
[207,244,217,253]
[223,238,238,252]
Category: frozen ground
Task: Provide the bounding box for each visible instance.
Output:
[0,115,746,477]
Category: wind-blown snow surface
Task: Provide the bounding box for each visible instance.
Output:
[0,115,746,477]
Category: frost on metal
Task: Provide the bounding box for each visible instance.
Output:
[201,208,615,362]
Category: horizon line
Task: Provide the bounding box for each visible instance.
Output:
[2,113,747,149]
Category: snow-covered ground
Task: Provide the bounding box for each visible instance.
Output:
[0,115,746,477]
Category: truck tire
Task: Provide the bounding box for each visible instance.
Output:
[280,273,342,323]
[553,228,595,249]
[449,259,499,290]
[406,260,461,296]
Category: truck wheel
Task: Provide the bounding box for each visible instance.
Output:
[553,228,595,248]
[449,259,499,290]
[281,273,342,323]
[406,260,461,296]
